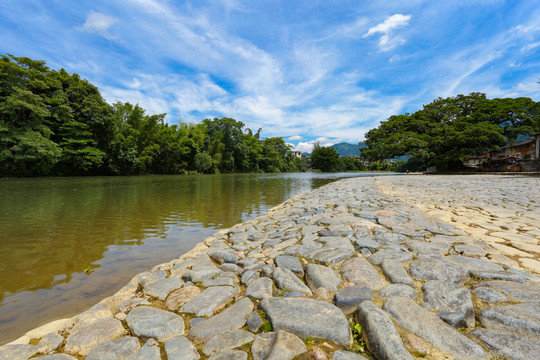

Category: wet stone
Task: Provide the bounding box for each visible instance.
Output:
[202,330,254,356]
[489,280,540,303]
[422,280,475,327]
[479,303,540,340]
[247,311,264,332]
[381,259,414,286]
[64,317,125,356]
[275,255,304,276]
[166,286,201,311]
[409,257,469,285]
[305,263,342,292]
[355,301,414,360]
[383,297,487,360]
[165,335,200,360]
[189,297,254,343]
[181,286,239,317]
[378,284,417,299]
[473,287,508,303]
[85,336,140,360]
[273,267,312,295]
[144,278,184,300]
[470,328,540,360]
[260,297,350,346]
[334,286,373,314]
[245,277,273,299]
[125,306,184,342]
[341,256,385,290]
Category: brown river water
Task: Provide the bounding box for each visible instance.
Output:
[0,172,390,344]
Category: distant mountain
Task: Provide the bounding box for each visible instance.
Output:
[330,142,366,157]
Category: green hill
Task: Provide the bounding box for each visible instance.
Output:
[330,142,366,157]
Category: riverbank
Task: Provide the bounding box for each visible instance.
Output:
[1,175,539,359]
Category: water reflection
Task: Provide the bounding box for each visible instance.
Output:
[0,172,384,343]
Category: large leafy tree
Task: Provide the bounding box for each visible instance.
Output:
[311,143,342,172]
[364,93,538,171]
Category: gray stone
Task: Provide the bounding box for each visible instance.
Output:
[352,237,380,250]
[368,248,413,265]
[275,255,304,276]
[378,284,417,299]
[136,270,167,287]
[282,290,303,297]
[262,264,275,277]
[85,337,140,360]
[383,297,487,360]
[202,330,254,356]
[473,287,508,303]
[144,278,184,300]
[202,278,236,287]
[208,248,239,264]
[0,344,39,360]
[260,297,351,346]
[164,335,200,360]
[182,266,220,283]
[166,286,201,310]
[245,277,273,299]
[305,263,342,292]
[308,245,354,264]
[245,261,266,272]
[247,311,264,332]
[445,255,503,272]
[189,297,254,343]
[129,338,161,360]
[208,350,247,360]
[126,306,184,342]
[409,257,469,284]
[374,229,407,245]
[355,301,414,360]
[480,303,540,340]
[190,318,205,327]
[76,303,112,323]
[251,331,307,360]
[273,267,312,295]
[241,270,260,286]
[180,286,239,316]
[489,280,540,303]
[360,248,372,257]
[238,257,258,267]
[332,350,368,360]
[334,286,373,314]
[37,332,63,353]
[422,280,475,327]
[471,269,528,282]
[341,256,385,290]
[381,259,414,286]
[406,240,450,255]
[437,312,468,328]
[470,328,540,360]
[219,263,243,274]
[64,317,125,356]
[318,230,340,237]
[455,244,488,257]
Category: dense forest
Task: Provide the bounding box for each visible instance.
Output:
[0,55,306,177]
[363,93,540,171]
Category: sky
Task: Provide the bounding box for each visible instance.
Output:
[1,0,539,153]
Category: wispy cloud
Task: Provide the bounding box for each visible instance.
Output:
[78,11,117,39]
[363,14,411,51]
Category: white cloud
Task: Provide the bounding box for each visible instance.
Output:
[287,135,303,141]
[363,14,411,51]
[79,11,117,38]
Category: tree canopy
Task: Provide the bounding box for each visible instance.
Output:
[0,54,306,177]
[363,93,540,171]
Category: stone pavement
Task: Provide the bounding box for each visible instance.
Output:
[1,175,539,360]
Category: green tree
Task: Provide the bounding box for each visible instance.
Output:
[311,143,342,172]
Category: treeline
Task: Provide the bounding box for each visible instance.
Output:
[0,54,306,177]
[363,93,540,171]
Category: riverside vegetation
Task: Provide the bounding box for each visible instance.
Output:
[1,175,539,360]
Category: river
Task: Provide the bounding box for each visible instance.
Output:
[0,172,393,344]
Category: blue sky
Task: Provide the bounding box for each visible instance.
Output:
[1,0,539,152]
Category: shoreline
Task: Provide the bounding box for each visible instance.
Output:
[1,175,539,359]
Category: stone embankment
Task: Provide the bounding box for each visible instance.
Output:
[1,175,540,360]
